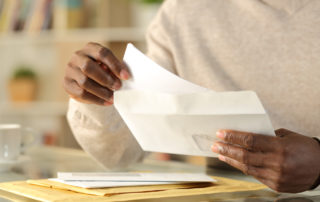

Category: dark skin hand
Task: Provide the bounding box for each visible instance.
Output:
[212,128,320,193]
[63,42,131,105]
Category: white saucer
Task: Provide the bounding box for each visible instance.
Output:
[0,156,29,172]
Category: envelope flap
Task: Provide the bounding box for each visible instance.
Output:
[114,90,266,115]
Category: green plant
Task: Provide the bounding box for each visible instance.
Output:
[140,0,163,4]
[12,65,36,80]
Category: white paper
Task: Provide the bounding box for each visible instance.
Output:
[114,44,275,157]
[121,44,209,94]
[50,178,195,189]
[57,172,215,183]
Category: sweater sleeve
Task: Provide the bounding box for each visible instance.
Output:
[67,98,144,170]
[145,0,178,74]
[66,0,178,170]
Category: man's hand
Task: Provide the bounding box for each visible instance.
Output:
[63,42,131,106]
[211,128,320,193]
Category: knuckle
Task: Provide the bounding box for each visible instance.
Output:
[218,144,226,154]
[273,171,286,187]
[274,157,284,172]
[75,50,83,55]
[241,150,249,164]
[281,158,290,173]
[98,47,111,58]
[242,165,249,175]
[275,163,284,174]
[78,76,90,88]
[87,41,99,47]
[105,90,113,99]
[78,89,87,99]
[70,51,83,62]
[246,166,256,176]
[105,74,115,87]
[82,59,94,73]
[224,132,233,142]
[69,52,79,64]
[109,62,121,73]
[272,140,282,152]
[243,135,255,149]
[276,146,287,164]
[67,61,73,68]
[63,76,69,84]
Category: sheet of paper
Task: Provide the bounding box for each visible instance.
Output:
[114,44,275,157]
[49,179,203,189]
[57,172,215,183]
[0,177,267,201]
[121,43,209,94]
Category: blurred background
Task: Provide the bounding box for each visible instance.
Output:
[0,0,205,166]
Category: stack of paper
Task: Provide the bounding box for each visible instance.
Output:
[114,44,275,157]
[48,172,216,188]
[0,176,268,201]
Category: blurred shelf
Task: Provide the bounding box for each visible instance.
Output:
[0,101,68,116]
[0,27,146,46]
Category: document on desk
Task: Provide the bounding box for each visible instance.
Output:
[53,172,216,188]
[49,179,195,189]
[114,43,275,157]
[58,172,214,182]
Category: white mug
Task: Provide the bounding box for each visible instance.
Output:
[0,124,34,162]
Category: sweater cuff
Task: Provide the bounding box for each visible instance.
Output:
[310,137,320,190]
[67,98,115,129]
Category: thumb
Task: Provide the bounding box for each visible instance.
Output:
[274,128,295,138]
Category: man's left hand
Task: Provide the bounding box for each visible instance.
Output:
[211,128,320,193]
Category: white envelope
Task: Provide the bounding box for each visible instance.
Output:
[49,179,197,189]
[53,172,215,188]
[114,44,275,157]
[57,172,215,182]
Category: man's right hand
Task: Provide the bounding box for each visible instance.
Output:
[63,42,131,106]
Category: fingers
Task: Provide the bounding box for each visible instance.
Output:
[216,129,278,152]
[65,42,130,106]
[82,42,131,80]
[66,65,114,103]
[218,155,278,182]
[212,142,268,167]
[69,52,121,90]
[217,155,255,175]
[64,77,112,106]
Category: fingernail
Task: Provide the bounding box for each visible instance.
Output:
[218,155,226,161]
[211,143,223,153]
[216,130,225,139]
[120,70,130,80]
[104,101,112,106]
[109,95,114,103]
[112,80,121,90]
[211,144,219,153]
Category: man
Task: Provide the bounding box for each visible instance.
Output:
[63,0,320,193]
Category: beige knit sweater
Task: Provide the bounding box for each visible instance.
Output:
[67,0,320,169]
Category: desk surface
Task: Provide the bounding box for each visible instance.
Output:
[0,146,319,202]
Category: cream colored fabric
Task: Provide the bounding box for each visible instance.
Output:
[67,0,320,169]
